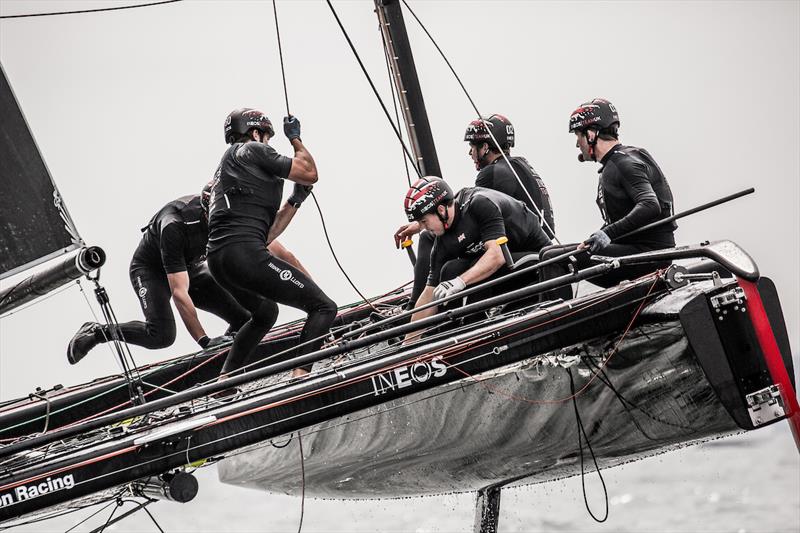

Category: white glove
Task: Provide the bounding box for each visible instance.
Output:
[433,276,466,300]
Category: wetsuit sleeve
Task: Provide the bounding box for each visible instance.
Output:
[240,143,293,180]
[602,158,662,240]
[159,222,189,274]
[427,240,445,286]
[469,196,506,242]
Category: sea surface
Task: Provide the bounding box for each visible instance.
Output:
[11,424,799,532]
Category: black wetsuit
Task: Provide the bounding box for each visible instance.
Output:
[409,155,556,308]
[542,144,676,287]
[475,156,555,237]
[105,195,250,349]
[424,188,550,305]
[207,142,336,375]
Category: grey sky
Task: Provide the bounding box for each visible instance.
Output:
[0,0,798,530]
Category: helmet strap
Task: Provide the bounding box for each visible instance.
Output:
[437,205,450,230]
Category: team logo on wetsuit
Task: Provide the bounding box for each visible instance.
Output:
[136,277,148,309]
[268,262,305,289]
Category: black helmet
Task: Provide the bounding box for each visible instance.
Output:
[464,114,515,150]
[200,179,215,217]
[568,98,619,133]
[224,108,275,144]
[404,176,454,222]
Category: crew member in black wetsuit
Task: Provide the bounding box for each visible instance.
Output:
[394,114,556,308]
[66,186,251,364]
[402,177,552,341]
[207,108,336,379]
[541,98,676,287]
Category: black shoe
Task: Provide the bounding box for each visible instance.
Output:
[67,322,102,365]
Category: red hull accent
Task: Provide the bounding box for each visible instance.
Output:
[739,278,800,452]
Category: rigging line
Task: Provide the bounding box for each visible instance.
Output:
[310,192,381,313]
[0,0,182,19]
[96,499,121,533]
[399,0,559,243]
[297,433,306,533]
[64,499,119,533]
[272,0,291,116]
[568,368,609,523]
[141,505,165,533]
[378,15,412,187]
[0,279,79,320]
[325,0,422,178]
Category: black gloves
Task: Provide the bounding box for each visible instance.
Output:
[288,183,313,208]
[198,335,232,350]
[283,115,301,141]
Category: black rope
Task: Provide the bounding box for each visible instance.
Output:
[270,432,294,448]
[63,500,118,533]
[568,368,609,523]
[310,192,380,313]
[142,505,165,533]
[399,0,559,242]
[297,433,306,533]
[272,0,291,116]
[96,499,121,533]
[0,0,181,19]
[325,0,422,178]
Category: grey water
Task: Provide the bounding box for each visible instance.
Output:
[14,424,799,532]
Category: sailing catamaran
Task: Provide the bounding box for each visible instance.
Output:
[0,1,797,532]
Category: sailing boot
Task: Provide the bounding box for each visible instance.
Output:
[67,322,105,365]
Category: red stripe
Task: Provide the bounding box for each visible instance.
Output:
[738,278,800,452]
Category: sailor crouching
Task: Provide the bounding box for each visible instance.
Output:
[401,177,559,343]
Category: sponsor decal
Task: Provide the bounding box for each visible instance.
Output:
[0,474,76,509]
[268,262,305,289]
[370,356,447,396]
[457,233,466,242]
[136,277,148,310]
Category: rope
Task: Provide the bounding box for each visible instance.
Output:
[325,0,422,178]
[297,433,306,533]
[310,193,380,313]
[0,0,181,19]
[568,367,609,522]
[399,0,559,243]
[0,280,79,320]
[269,2,380,314]
[272,0,291,116]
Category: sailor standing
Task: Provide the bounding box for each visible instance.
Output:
[206,108,336,379]
[67,187,251,364]
[394,114,556,309]
[541,99,677,287]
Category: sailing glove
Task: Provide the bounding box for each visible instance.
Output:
[585,230,611,253]
[433,276,466,300]
[198,335,232,350]
[288,183,313,208]
[283,115,301,141]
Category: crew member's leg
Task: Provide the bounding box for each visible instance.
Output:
[208,243,337,376]
[67,264,176,364]
[187,262,251,334]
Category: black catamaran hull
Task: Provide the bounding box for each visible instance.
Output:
[0,272,793,522]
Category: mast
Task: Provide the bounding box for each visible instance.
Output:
[375,0,441,178]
